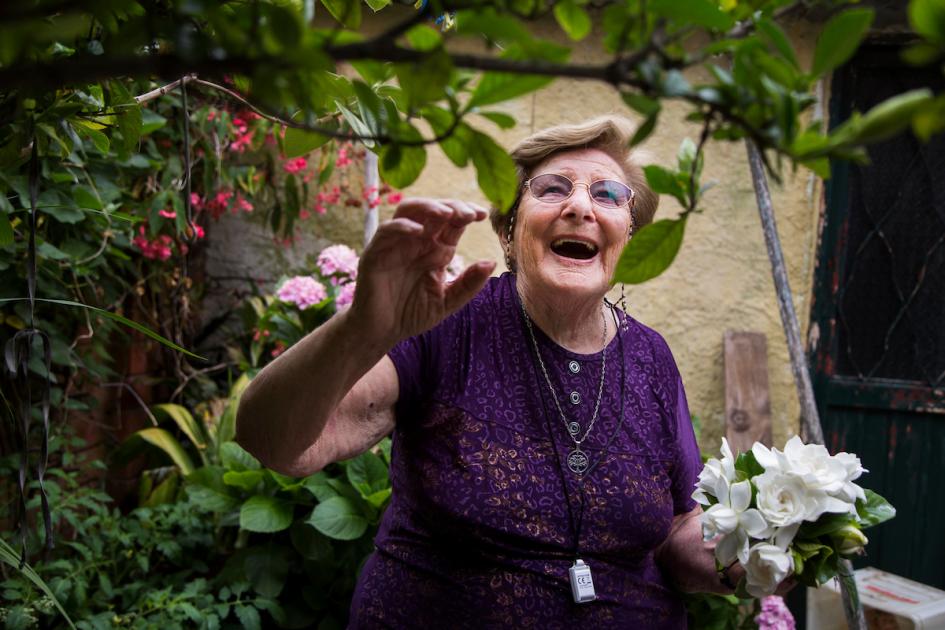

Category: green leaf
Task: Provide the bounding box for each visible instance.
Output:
[811,9,874,77]
[554,0,592,41]
[72,185,102,211]
[643,164,687,207]
[757,17,799,69]
[798,513,854,538]
[909,0,945,44]
[856,489,896,528]
[307,496,368,540]
[622,93,661,117]
[283,126,329,159]
[244,546,291,598]
[468,72,554,110]
[478,111,516,129]
[396,49,453,110]
[302,472,339,502]
[733,450,764,479]
[0,212,11,246]
[140,109,167,134]
[110,80,142,152]
[154,403,208,452]
[830,89,933,149]
[0,538,77,629]
[649,0,735,31]
[234,605,261,630]
[614,218,687,284]
[74,123,110,156]
[218,372,251,447]
[468,129,518,212]
[405,24,442,52]
[185,467,240,511]
[220,440,262,471]
[378,142,427,189]
[364,0,391,10]
[240,495,294,533]
[136,428,196,475]
[223,469,267,491]
[289,521,334,561]
[346,451,389,497]
[630,112,659,147]
[320,0,361,29]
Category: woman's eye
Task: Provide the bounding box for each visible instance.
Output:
[540,185,568,197]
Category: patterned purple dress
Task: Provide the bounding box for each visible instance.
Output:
[349,273,701,628]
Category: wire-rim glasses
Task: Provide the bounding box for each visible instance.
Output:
[524,173,635,209]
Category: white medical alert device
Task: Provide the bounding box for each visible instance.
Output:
[569,559,597,603]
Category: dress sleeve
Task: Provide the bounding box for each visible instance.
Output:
[388,329,436,416]
[670,372,703,515]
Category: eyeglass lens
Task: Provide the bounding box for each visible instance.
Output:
[529,174,632,208]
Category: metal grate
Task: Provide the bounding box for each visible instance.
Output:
[835,58,945,387]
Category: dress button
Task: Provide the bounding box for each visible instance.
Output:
[569,391,581,405]
[568,360,580,374]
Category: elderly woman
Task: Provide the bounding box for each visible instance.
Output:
[236,117,738,628]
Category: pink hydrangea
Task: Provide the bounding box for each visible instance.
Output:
[283,157,308,174]
[277,276,327,309]
[335,282,356,310]
[755,596,795,630]
[317,244,359,285]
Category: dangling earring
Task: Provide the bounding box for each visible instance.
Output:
[504,210,516,271]
[619,284,629,331]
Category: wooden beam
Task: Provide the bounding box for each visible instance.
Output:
[724,330,773,454]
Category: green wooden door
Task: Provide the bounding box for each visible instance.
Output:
[809,43,945,591]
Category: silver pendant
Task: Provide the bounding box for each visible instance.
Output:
[567,421,581,436]
[567,448,589,474]
[569,559,596,603]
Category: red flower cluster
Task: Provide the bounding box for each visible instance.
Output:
[283,157,308,175]
[133,226,173,261]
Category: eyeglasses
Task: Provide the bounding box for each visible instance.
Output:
[524,173,635,209]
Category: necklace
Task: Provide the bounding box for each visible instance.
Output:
[520,296,607,475]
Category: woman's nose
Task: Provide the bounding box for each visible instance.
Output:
[563,183,596,220]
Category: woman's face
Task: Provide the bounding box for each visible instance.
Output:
[511,148,633,302]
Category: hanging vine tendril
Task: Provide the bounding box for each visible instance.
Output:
[3,141,54,566]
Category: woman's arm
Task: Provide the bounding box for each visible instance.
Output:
[235,199,495,477]
[656,506,741,595]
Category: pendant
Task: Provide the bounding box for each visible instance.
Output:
[569,559,597,603]
[567,448,589,474]
[567,421,581,436]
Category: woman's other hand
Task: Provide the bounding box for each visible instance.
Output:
[350,198,496,345]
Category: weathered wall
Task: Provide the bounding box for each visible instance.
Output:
[401,16,825,454]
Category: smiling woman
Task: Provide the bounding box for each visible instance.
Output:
[236,116,745,628]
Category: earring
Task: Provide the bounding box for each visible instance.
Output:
[619,284,629,331]
[505,211,516,271]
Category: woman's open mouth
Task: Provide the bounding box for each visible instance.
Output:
[550,238,598,260]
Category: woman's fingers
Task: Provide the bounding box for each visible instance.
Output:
[438,199,488,246]
[444,261,496,313]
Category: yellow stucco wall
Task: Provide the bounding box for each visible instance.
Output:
[331,14,827,455]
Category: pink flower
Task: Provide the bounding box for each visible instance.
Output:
[386,192,403,205]
[232,117,248,133]
[235,195,253,213]
[755,596,795,630]
[335,146,353,168]
[277,276,328,309]
[283,157,308,175]
[270,340,286,358]
[190,223,205,239]
[207,110,217,122]
[133,227,174,260]
[299,209,311,220]
[190,193,203,210]
[158,208,176,219]
[229,129,255,153]
[313,202,327,215]
[335,282,356,310]
[207,189,233,219]
[316,244,359,284]
[362,185,378,200]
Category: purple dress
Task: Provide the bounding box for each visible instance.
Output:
[349,273,701,629]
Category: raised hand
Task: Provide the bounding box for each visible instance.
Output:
[347,198,496,346]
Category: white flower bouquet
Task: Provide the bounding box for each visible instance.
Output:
[694,436,896,597]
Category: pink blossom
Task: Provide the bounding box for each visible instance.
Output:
[755,596,795,630]
[316,186,341,205]
[235,195,254,213]
[283,157,308,175]
[335,146,353,168]
[133,226,174,261]
[207,110,217,122]
[277,276,328,309]
[158,208,176,219]
[313,202,327,215]
[190,193,203,210]
[335,282,356,310]
[316,244,359,284]
[232,117,248,133]
[271,340,286,358]
[229,129,255,153]
[299,209,311,220]
[207,189,233,219]
[190,223,205,239]
[362,185,378,200]
[387,192,403,205]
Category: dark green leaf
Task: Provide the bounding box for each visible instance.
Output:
[240,495,294,533]
[0,212,11,246]
[554,0,592,41]
[289,521,335,562]
[284,126,329,158]
[757,17,799,69]
[643,165,687,206]
[811,9,874,77]
[185,467,240,511]
[630,112,659,147]
[346,451,388,497]
[649,0,735,30]
[614,218,687,284]
[405,24,442,52]
[395,50,453,109]
[478,111,517,129]
[468,72,554,110]
[140,109,167,135]
[378,141,427,189]
[856,489,896,528]
[72,185,102,211]
[234,605,261,630]
[622,93,661,117]
[909,0,945,44]
[110,81,143,152]
[223,469,267,491]
[220,440,262,471]
[307,496,368,540]
[468,129,518,212]
[733,450,764,479]
[365,0,391,10]
[320,0,361,29]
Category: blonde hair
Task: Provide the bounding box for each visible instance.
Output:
[490,116,659,239]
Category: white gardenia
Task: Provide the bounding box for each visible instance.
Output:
[692,437,737,507]
[705,480,773,565]
[744,542,794,598]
